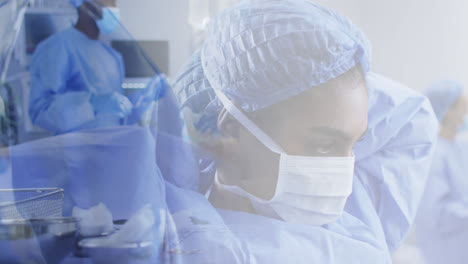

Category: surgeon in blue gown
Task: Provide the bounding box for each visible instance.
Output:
[414,80,468,264]
[29,0,132,134]
[159,1,439,263]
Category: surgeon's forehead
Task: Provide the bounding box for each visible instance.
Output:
[250,66,368,133]
[292,67,366,106]
[451,94,468,111]
[324,66,366,91]
[252,66,366,112]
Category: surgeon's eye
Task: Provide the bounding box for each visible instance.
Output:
[316,146,332,155]
[313,142,336,155]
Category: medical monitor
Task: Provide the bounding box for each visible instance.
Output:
[111,40,169,78]
[24,10,77,55]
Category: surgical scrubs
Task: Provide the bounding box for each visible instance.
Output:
[29,27,125,134]
[415,138,468,264]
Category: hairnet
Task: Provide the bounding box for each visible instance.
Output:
[174,0,371,130]
[69,0,91,7]
[173,50,220,133]
[424,80,464,122]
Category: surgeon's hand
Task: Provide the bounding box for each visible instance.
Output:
[91,92,133,118]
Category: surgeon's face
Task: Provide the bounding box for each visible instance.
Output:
[444,94,468,129]
[253,68,368,157]
[218,67,368,199]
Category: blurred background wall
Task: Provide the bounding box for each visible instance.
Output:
[120,0,468,92]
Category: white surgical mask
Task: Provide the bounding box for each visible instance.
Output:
[214,90,355,226]
[96,7,120,34]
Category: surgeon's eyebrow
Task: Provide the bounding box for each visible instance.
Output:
[308,126,368,142]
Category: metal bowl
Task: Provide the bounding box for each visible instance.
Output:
[0,217,79,264]
[79,237,153,264]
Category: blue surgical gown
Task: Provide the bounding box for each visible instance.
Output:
[29,27,125,134]
[351,73,437,253]
[161,72,438,263]
[414,138,468,264]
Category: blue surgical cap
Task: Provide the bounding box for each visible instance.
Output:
[69,0,91,7]
[174,0,371,130]
[425,80,464,122]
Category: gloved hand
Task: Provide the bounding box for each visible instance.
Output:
[91,92,133,118]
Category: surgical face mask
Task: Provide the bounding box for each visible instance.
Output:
[213,90,355,226]
[96,7,120,34]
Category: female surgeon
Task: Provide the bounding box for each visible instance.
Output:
[28,0,132,134]
[414,80,468,264]
[159,0,439,263]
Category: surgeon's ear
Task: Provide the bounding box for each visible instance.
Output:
[217,108,240,140]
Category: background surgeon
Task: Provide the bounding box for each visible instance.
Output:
[415,80,468,264]
[28,0,132,134]
[168,0,438,262]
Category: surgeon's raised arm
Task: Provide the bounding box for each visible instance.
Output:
[353,73,439,252]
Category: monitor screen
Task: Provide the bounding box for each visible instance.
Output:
[25,11,77,55]
[111,40,169,78]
